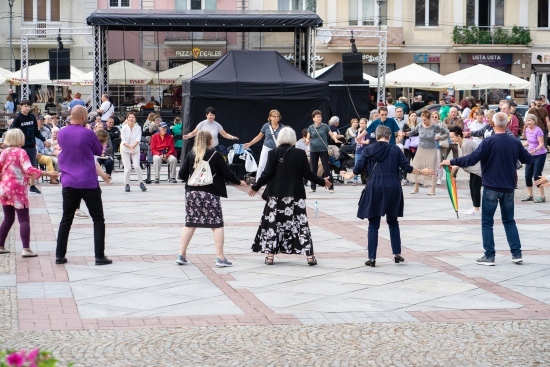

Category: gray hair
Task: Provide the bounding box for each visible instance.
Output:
[493,112,508,128]
[276,126,297,146]
[328,116,339,126]
[369,110,379,120]
[524,113,538,123]
[154,117,162,123]
[449,106,458,113]
[375,125,392,140]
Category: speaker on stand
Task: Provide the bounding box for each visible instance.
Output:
[49,49,71,80]
[342,52,363,84]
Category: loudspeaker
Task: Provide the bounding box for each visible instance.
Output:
[49,49,71,80]
[342,52,363,84]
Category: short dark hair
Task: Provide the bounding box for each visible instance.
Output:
[311,110,322,118]
[302,128,308,137]
[20,99,31,106]
[386,96,393,104]
[205,107,216,115]
[449,125,463,137]
[378,106,388,113]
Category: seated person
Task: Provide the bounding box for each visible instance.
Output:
[95,130,114,178]
[46,128,62,160]
[36,138,59,184]
[150,122,177,183]
[37,115,51,140]
[90,115,103,130]
[136,97,146,109]
[105,117,121,151]
[45,98,57,112]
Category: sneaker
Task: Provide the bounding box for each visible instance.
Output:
[74,209,89,219]
[436,178,442,186]
[464,207,480,215]
[512,256,523,264]
[215,257,233,267]
[308,189,316,193]
[329,189,334,194]
[176,255,188,265]
[521,196,533,202]
[170,179,178,183]
[475,255,495,266]
[352,181,357,186]
[154,179,160,184]
[125,184,130,192]
[0,247,10,254]
[139,183,147,192]
[29,186,41,194]
[21,249,38,258]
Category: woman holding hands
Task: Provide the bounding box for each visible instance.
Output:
[120,112,147,192]
[521,113,547,203]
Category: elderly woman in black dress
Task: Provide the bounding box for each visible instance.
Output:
[177,130,247,268]
[248,127,331,266]
[343,125,434,267]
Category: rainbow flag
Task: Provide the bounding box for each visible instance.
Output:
[444,165,459,219]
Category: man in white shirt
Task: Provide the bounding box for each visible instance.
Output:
[386,96,396,118]
[96,94,114,123]
[183,107,239,147]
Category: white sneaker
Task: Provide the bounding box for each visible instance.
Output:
[436,178,442,185]
[464,207,480,215]
[22,249,38,258]
[75,210,89,219]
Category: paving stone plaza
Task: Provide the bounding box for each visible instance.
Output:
[1,164,550,366]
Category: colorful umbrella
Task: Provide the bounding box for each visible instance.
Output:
[444,165,459,219]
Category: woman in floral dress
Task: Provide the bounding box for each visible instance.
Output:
[248,127,331,266]
[0,129,59,257]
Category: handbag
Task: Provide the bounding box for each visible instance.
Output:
[313,125,334,156]
[188,152,216,186]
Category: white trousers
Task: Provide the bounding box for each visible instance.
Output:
[121,149,144,184]
[153,155,177,180]
[255,145,272,179]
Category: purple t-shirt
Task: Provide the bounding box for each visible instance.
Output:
[525,126,546,156]
[58,124,103,189]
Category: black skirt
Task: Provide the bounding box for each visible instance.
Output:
[251,196,314,256]
[185,191,224,228]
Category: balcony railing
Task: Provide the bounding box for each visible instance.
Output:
[452,25,531,46]
[21,21,64,39]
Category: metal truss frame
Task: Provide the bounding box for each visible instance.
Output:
[20,27,92,100]
[93,25,109,110]
[316,28,387,103]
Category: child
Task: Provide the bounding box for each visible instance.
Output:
[0,129,59,256]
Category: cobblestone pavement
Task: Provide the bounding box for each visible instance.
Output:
[0,162,549,366]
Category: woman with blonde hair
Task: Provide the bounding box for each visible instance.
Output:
[177,130,246,267]
[120,112,147,192]
[0,129,59,257]
[143,112,157,132]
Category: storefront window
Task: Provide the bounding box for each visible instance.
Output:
[415,0,439,27]
[363,63,395,77]
[539,0,549,27]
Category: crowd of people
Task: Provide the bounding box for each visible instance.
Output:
[0,93,548,270]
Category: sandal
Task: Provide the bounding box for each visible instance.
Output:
[521,196,533,202]
[534,196,546,203]
[410,190,419,194]
[264,255,274,265]
[307,256,317,266]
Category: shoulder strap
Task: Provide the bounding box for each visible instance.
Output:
[207,151,216,162]
[269,125,279,147]
[313,125,330,151]
[278,146,293,163]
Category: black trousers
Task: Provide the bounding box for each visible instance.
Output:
[98,157,114,175]
[56,186,105,259]
[470,173,482,207]
[309,151,333,190]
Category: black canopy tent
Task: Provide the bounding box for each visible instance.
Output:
[182,50,329,158]
[86,9,323,109]
[315,62,371,128]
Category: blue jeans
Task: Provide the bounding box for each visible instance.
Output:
[524,154,546,187]
[481,188,522,258]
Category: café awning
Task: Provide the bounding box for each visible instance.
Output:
[151,61,208,85]
[76,60,155,86]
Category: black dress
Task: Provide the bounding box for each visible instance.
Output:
[251,145,325,255]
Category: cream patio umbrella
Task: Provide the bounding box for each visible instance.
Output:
[6,61,85,85]
[527,73,537,103]
[151,61,208,85]
[0,67,11,84]
[540,73,548,98]
[444,64,530,90]
[384,63,453,89]
[76,60,155,86]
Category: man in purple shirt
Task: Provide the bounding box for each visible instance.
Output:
[55,105,112,266]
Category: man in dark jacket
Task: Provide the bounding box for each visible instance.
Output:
[10,99,51,194]
[441,112,532,266]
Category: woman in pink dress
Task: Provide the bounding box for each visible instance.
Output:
[0,129,59,257]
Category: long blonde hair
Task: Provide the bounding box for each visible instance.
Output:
[193,130,213,168]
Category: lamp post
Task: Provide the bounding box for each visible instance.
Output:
[8,0,15,74]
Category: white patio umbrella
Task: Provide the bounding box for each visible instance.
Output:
[6,61,85,85]
[444,64,530,90]
[527,73,537,103]
[540,73,548,98]
[76,60,154,86]
[313,63,378,85]
[384,63,453,89]
[151,61,208,85]
[0,67,11,84]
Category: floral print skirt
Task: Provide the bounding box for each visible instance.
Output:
[251,197,314,256]
[185,191,224,228]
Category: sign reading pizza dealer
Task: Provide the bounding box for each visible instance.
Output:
[175,48,224,58]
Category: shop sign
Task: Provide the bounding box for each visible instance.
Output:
[414,54,440,63]
[363,54,380,63]
[464,53,512,65]
[532,53,550,64]
[282,54,324,61]
[175,48,224,58]
[514,90,525,98]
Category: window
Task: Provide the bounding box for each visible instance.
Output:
[417,63,440,73]
[466,0,504,28]
[176,0,216,10]
[278,0,316,11]
[23,0,60,22]
[349,0,387,26]
[109,0,130,7]
[363,63,395,77]
[415,0,439,26]
[539,0,549,27]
